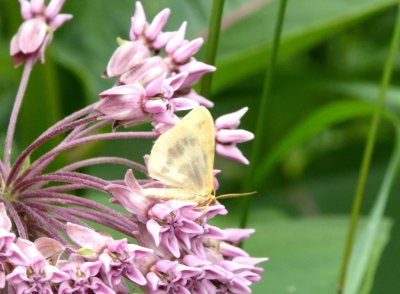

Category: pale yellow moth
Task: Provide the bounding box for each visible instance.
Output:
[142,106,216,206]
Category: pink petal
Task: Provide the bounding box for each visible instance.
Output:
[0,203,12,231]
[130,1,147,39]
[145,73,167,97]
[66,223,112,253]
[146,8,170,41]
[125,169,142,191]
[80,260,102,277]
[172,97,199,111]
[45,0,65,19]
[182,89,214,108]
[216,144,249,165]
[224,228,255,244]
[125,267,147,285]
[172,38,204,64]
[216,129,254,144]
[215,107,248,130]
[144,99,167,114]
[152,31,175,50]
[19,0,32,19]
[49,13,73,29]
[31,0,45,14]
[146,219,161,245]
[167,71,188,91]
[34,237,64,260]
[99,84,144,98]
[166,22,187,54]
[106,42,150,78]
[146,272,159,290]
[18,18,47,54]
[153,111,180,125]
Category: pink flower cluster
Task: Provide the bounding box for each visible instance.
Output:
[2,1,267,293]
[94,1,253,164]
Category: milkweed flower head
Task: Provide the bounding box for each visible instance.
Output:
[1,1,265,292]
[10,0,72,66]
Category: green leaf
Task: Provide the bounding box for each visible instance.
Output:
[254,100,391,187]
[213,0,397,93]
[210,211,392,293]
[344,126,400,294]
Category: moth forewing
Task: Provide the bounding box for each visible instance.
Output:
[145,106,216,205]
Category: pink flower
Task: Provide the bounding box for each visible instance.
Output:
[6,239,69,293]
[105,170,155,223]
[143,72,199,125]
[215,107,255,164]
[96,72,199,126]
[129,1,170,43]
[99,239,153,289]
[105,41,151,78]
[95,84,150,128]
[146,201,204,258]
[59,255,115,294]
[10,0,72,66]
[65,223,113,257]
[146,260,202,294]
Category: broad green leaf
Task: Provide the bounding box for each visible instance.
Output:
[211,211,392,294]
[317,81,400,113]
[344,126,400,294]
[213,0,397,93]
[254,100,395,187]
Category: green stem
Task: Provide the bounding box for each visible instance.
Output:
[337,3,400,293]
[200,0,225,97]
[240,0,288,229]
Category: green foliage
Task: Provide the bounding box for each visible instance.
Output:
[1,0,400,293]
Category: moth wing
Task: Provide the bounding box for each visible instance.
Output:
[147,106,215,195]
[142,187,201,202]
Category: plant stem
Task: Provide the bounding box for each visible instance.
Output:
[337,3,400,293]
[200,0,225,97]
[240,0,288,229]
[4,200,27,239]
[6,114,100,186]
[4,58,34,170]
[59,156,148,174]
[16,131,158,182]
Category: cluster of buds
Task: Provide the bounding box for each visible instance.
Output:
[1,1,266,293]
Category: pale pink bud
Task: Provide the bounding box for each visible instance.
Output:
[166,22,187,54]
[95,84,149,125]
[152,31,175,50]
[172,38,204,64]
[11,0,71,66]
[66,223,112,254]
[130,1,147,40]
[45,0,66,19]
[105,42,150,78]
[31,0,45,14]
[19,0,32,20]
[216,129,254,144]
[216,144,249,165]
[178,59,216,88]
[146,8,170,41]
[49,13,73,28]
[18,18,47,54]
[215,107,248,130]
[120,56,170,86]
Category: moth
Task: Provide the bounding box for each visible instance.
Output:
[142,106,217,206]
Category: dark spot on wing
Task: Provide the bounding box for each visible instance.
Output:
[178,162,202,188]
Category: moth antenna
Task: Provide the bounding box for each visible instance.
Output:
[216,191,257,200]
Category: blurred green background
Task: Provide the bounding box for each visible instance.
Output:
[1,0,400,293]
